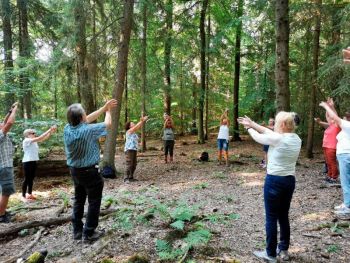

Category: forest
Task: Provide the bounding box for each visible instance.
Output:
[1,0,350,262]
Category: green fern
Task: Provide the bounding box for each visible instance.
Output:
[184,229,211,246]
[112,208,134,230]
[170,204,196,221]
[170,220,185,230]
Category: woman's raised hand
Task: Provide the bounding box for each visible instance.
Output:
[104,99,118,111]
[237,116,253,129]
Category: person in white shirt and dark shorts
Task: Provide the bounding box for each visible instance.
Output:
[238,111,301,263]
[217,110,230,166]
[22,126,56,201]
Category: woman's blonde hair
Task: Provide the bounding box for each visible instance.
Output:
[275,111,298,132]
[23,129,36,138]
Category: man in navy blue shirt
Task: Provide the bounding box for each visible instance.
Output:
[64,99,117,242]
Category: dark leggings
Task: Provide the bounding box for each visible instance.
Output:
[22,161,37,197]
[164,140,175,157]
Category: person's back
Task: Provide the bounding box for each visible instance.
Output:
[267,133,301,176]
[64,122,105,168]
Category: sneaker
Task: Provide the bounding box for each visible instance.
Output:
[0,213,10,223]
[325,177,338,184]
[129,178,139,182]
[334,203,346,211]
[124,178,130,183]
[334,205,350,216]
[253,250,277,263]
[83,230,104,243]
[277,248,290,261]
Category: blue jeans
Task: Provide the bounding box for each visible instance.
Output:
[264,174,295,257]
[337,154,350,207]
[217,139,229,151]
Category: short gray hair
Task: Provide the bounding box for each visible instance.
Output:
[67,103,85,126]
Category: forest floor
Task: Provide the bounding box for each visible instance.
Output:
[0,135,349,263]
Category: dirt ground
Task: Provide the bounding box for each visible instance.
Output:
[0,135,349,263]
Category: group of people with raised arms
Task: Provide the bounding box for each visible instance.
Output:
[0,48,349,259]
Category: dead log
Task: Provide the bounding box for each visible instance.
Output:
[0,209,118,238]
[3,227,45,263]
[17,159,69,178]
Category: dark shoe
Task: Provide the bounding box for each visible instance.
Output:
[0,213,10,223]
[129,178,139,182]
[124,178,130,183]
[83,230,104,243]
[325,177,338,184]
[73,231,83,240]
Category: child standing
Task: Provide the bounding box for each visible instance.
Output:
[217,110,230,165]
[163,117,175,163]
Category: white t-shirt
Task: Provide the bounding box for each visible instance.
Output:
[217,125,229,140]
[248,128,301,176]
[22,138,39,162]
[336,120,350,155]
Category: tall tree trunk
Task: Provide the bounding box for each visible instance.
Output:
[1,0,15,112]
[179,59,185,136]
[275,0,290,112]
[204,3,210,141]
[198,0,208,144]
[163,0,172,115]
[17,0,31,118]
[140,3,147,152]
[306,0,322,158]
[191,74,198,135]
[232,0,243,142]
[90,0,98,109]
[124,68,128,124]
[103,0,134,170]
[73,0,95,114]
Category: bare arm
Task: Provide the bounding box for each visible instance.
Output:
[86,99,117,124]
[319,102,342,126]
[1,105,18,134]
[314,118,329,129]
[30,126,56,143]
[127,116,148,134]
[238,116,272,134]
[325,98,338,124]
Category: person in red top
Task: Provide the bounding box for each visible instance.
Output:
[315,98,340,183]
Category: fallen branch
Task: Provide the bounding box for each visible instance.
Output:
[3,227,45,263]
[0,209,118,238]
[304,222,350,232]
[178,249,189,263]
[302,233,322,239]
[80,230,115,262]
[204,256,240,262]
[10,205,56,213]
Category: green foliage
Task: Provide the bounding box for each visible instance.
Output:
[170,220,185,230]
[327,244,341,254]
[113,208,134,230]
[193,182,209,189]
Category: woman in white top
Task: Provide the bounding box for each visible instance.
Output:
[320,101,350,217]
[22,126,56,201]
[238,111,301,263]
[217,110,230,165]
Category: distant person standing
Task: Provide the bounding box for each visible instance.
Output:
[124,115,148,182]
[22,125,57,201]
[163,117,175,163]
[64,99,117,242]
[320,101,350,218]
[315,98,340,184]
[217,109,230,166]
[0,102,18,223]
